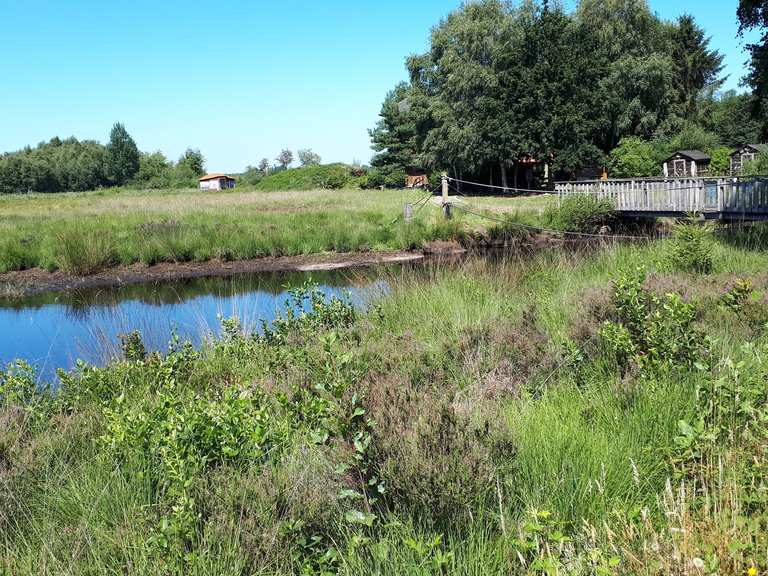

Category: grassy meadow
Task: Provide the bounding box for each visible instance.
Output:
[2,219,768,574]
[0,186,479,275]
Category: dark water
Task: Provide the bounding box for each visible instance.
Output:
[0,269,387,382]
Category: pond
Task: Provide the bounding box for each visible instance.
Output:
[0,269,389,383]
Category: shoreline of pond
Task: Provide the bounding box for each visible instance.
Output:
[0,244,469,299]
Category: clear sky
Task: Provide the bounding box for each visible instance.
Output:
[0,1,760,172]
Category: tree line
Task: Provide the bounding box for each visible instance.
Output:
[369,0,767,185]
[0,123,205,194]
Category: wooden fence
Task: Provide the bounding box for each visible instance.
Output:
[555,177,768,218]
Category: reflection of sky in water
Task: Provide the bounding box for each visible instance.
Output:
[0,270,388,383]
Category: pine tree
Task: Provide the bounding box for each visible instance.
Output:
[104,122,140,185]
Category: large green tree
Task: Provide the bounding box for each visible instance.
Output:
[699,90,762,146]
[368,0,731,183]
[104,122,140,185]
[177,148,205,177]
[669,15,724,119]
[738,0,768,138]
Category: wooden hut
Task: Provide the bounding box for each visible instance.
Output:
[198,173,236,190]
[405,167,429,188]
[662,150,711,178]
[730,144,768,174]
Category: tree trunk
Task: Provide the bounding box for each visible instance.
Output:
[452,166,461,194]
[500,162,508,193]
[513,162,519,192]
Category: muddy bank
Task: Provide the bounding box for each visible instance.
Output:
[0,230,606,299]
[0,245,468,298]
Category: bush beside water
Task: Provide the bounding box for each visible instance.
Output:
[543,195,616,233]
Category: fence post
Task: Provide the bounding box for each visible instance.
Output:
[441,174,452,219]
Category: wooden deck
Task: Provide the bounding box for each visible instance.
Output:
[555,177,768,220]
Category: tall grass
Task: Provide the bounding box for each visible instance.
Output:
[0,188,466,275]
[2,237,768,573]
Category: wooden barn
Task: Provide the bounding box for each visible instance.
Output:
[662,150,711,178]
[405,167,429,188]
[730,144,768,174]
[198,173,236,190]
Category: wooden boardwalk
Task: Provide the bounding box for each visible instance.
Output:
[555,177,768,220]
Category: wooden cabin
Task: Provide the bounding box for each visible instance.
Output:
[198,173,236,190]
[662,150,711,178]
[730,144,768,174]
[405,167,429,188]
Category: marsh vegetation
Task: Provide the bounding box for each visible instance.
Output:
[2,218,768,574]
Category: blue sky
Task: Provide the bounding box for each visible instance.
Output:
[0,1,760,172]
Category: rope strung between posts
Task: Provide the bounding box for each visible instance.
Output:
[387,184,439,225]
[448,176,552,195]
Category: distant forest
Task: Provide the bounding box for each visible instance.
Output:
[0,123,206,194]
[369,0,768,186]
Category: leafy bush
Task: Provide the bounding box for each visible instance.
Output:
[667,221,714,274]
[543,195,616,233]
[608,137,662,177]
[743,152,768,176]
[600,268,705,374]
[256,163,358,191]
[708,146,731,176]
[667,124,720,155]
[364,166,407,189]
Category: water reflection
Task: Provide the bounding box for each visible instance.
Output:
[0,268,387,382]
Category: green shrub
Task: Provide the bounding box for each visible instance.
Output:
[256,164,357,191]
[600,268,705,374]
[365,166,407,189]
[708,146,731,176]
[608,137,662,177]
[667,221,714,274]
[743,152,768,175]
[543,195,616,233]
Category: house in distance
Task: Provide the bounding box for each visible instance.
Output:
[662,150,711,178]
[198,173,236,190]
[730,144,768,175]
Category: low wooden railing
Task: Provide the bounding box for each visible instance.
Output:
[555,177,768,216]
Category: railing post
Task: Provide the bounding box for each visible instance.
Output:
[441,174,451,220]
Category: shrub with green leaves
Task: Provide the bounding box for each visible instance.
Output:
[667,220,714,273]
[364,166,407,189]
[256,163,358,191]
[600,268,705,374]
[543,195,616,233]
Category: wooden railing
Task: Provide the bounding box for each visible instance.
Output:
[555,177,768,216]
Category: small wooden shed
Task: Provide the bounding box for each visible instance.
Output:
[662,150,711,178]
[198,173,236,190]
[405,167,429,188]
[730,144,768,174]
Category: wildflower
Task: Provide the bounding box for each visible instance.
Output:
[747,567,757,576]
